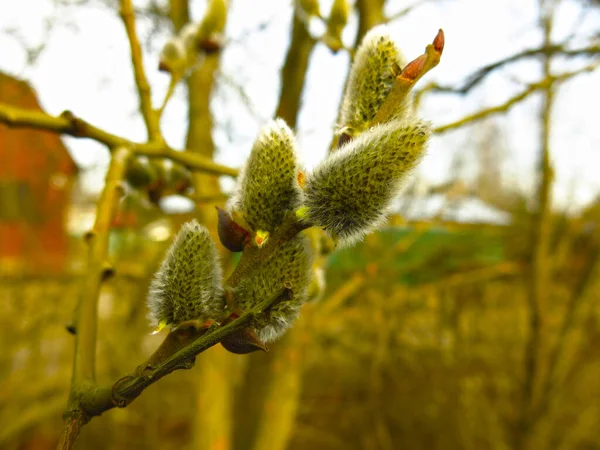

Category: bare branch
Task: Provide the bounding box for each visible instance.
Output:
[425,44,600,95]
[58,147,130,449]
[433,60,600,134]
[76,285,292,419]
[0,102,238,177]
[384,0,434,23]
[119,0,161,141]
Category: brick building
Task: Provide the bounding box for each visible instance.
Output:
[0,72,78,273]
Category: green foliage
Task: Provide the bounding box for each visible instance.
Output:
[147,220,224,329]
[228,119,302,236]
[303,120,430,247]
[339,25,408,136]
[234,235,313,342]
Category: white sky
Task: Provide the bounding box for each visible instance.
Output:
[1,0,599,212]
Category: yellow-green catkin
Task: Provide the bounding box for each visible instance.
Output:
[228,119,302,234]
[339,25,409,137]
[303,120,431,247]
[234,235,313,342]
[147,220,224,329]
[158,37,187,75]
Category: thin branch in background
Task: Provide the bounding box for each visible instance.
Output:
[0,103,238,177]
[518,3,556,447]
[427,44,600,96]
[384,0,435,23]
[533,242,600,422]
[57,146,130,450]
[119,0,162,142]
[433,59,600,134]
[218,71,266,122]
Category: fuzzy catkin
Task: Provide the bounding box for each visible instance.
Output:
[234,235,313,342]
[339,25,408,136]
[303,120,431,247]
[228,119,302,234]
[147,220,224,328]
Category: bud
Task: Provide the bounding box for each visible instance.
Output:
[216,206,250,252]
[147,220,225,330]
[323,0,349,53]
[233,235,313,343]
[158,37,187,75]
[339,25,407,138]
[125,156,158,189]
[228,119,302,235]
[197,0,228,52]
[302,120,431,247]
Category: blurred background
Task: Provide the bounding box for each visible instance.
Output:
[1,0,599,449]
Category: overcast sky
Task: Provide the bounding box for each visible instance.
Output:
[1,0,599,212]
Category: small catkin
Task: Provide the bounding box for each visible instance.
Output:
[147,220,224,329]
[339,25,408,136]
[303,119,431,247]
[158,37,187,74]
[234,235,313,342]
[228,119,302,234]
[125,156,158,189]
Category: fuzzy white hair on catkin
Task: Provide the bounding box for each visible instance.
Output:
[339,24,409,135]
[147,220,224,328]
[304,119,431,248]
[227,118,302,233]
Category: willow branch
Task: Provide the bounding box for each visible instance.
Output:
[0,103,238,177]
[424,44,600,95]
[76,286,291,418]
[532,243,600,423]
[226,212,310,290]
[517,8,555,448]
[433,60,600,134]
[384,0,433,23]
[58,147,130,450]
[274,7,316,128]
[119,0,161,141]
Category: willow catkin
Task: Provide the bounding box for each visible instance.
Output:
[234,235,313,342]
[303,120,431,247]
[147,220,224,329]
[339,25,409,137]
[228,119,302,236]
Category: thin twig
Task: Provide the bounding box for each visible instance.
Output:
[58,147,130,449]
[424,44,600,95]
[532,243,600,422]
[119,0,161,141]
[76,286,292,418]
[157,74,181,116]
[517,5,556,448]
[384,0,433,23]
[0,103,238,177]
[433,60,600,134]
